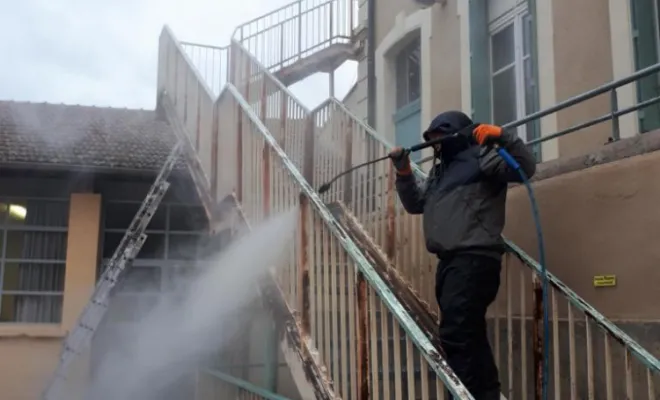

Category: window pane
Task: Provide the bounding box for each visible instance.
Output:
[102,233,123,259]
[108,294,159,323]
[2,200,69,227]
[492,67,518,126]
[102,233,165,259]
[169,205,208,231]
[492,24,515,72]
[104,202,139,229]
[407,42,421,103]
[396,54,408,108]
[117,266,161,293]
[396,37,421,108]
[0,203,8,224]
[137,234,166,259]
[168,234,202,260]
[2,262,65,292]
[0,294,63,323]
[104,202,166,230]
[5,231,68,260]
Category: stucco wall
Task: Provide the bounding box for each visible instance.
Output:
[551,0,615,158]
[505,138,660,320]
[0,193,100,400]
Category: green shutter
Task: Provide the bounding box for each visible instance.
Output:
[469,0,491,123]
[631,0,660,132]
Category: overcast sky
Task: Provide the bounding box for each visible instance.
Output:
[0,0,357,109]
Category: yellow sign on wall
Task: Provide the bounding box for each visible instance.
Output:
[593,275,617,287]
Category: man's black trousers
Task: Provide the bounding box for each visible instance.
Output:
[436,254,501,400]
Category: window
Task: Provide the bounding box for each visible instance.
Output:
[490,8,537,145]
[99,201,209,322]
[395,36,421,109]
[0,199,69,323]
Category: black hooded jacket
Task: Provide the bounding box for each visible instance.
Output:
[395,111,537,260]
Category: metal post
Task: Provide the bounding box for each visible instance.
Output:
[356,273,370,400]
[297,1,303,60]
[343,116,354,204]
[610,88,621,141]
[532,275,544,400]
[385,162,396,259]
[297,194,311,336]
[329,71,335,98]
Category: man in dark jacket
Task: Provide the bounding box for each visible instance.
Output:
[389,110,536,400]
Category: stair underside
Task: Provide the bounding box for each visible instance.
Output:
[275,43,357,87]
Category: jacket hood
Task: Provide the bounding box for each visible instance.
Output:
[423,110,475,162]
[423,110,474,141]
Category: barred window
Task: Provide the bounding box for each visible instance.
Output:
[0,199,69,323]
[99,201,209,323]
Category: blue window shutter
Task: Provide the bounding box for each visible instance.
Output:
[394,99,422,163]
[469,0,491,123]
[631,0,660,132]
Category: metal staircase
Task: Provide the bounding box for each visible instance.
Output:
[155,0,660,398]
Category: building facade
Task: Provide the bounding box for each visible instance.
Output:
[345,0,660,163]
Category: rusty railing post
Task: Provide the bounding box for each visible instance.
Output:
[532,274,544,400]
[279,91,288,148]
[342,115,353,204]
[303,115,315,183]
[297,194,311,335]
[356,273,370,399]
[385,161,396,259]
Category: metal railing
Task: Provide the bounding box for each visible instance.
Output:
[508,62,660,147]
[158,25,475,399]
[309,95,660,399]
[162,19,660,397]
[232,0,358,73]
[196,369,293,400]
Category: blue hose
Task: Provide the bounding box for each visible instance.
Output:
[496,147,549,400]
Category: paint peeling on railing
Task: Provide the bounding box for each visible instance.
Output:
[505,238,660,374]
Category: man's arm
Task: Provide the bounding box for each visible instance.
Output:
[395,173,426,214]
[477,128,537,183]
[389,147,426,214]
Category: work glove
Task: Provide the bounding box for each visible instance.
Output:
[472,124,504,146]
[389,147,412,175]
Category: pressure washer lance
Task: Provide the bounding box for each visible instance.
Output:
[317,132,550,400]
[317,135,447,195]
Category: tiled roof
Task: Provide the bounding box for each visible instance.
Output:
[0,100,183,171]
